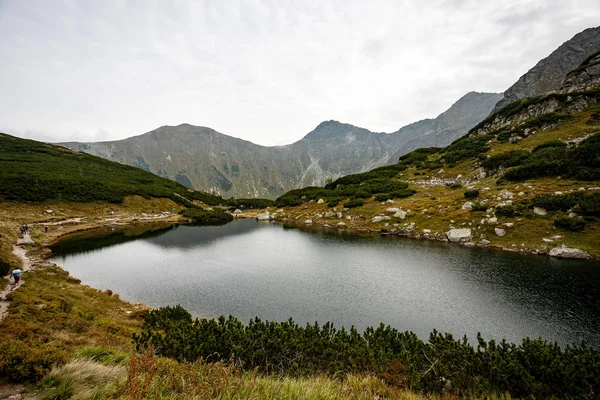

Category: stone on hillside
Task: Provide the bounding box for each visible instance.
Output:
[479,239,491,246]
[549,246,590,259]
[45,209,53,214]
[461,202,473,211]
[336,212,343,219]
[233,209,242,214]
[255,212,271,221]
[504,223,514,227]
[324,211,335,218]
[386,199,395,203]
[304,220,313,225]
[498,190,514,200]
[446,228,472,243]
[393,210,406,219]
[568,212,578,218]
[371,215,391,223]
[386,207,400,213]
[554,192,563,195]
[494,228,506,237]
[423,229,431,233]
[276,209,284,213]
[488,217,498,224]
[317,198,325,204]
[336,222,346,227]
[533,207,547,216]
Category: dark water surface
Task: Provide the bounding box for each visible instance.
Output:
[51,219,600,346]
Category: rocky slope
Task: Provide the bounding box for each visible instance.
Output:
[493,26,600,112]
[270,58,600,259]
[59,92,500,199]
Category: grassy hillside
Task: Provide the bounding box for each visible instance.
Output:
[272,87,600,258]
[0,133,225,206]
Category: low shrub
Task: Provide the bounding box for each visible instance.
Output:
[344,199,364,208]
[482,150,530,171]
[180,208,233,224]
[471,202,488,212]
[464,190,480,199]
[553,217,586,231]
[134,306,600,399]
[496,205,518,217]
[0,257,10,277]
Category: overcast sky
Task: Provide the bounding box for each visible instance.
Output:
[1,1,599,146]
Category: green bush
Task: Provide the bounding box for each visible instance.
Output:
[0,340,67,382]
[180,208,233,224]
[553,217,586,231]
[470,202,488,212]
[134,307,600,398]
[532,140,567,153]
[529,192,600,216]
[496,205,518,217]
[442,136,491,164]
[0,257,10,277]
[482,150,530,171]
[344,199,364,208]
[326,197,341,207]
[464,190,480,199]
[503,134,600,181]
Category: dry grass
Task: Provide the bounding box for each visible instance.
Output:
[41,359,126,400]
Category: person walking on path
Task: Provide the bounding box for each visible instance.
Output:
[9,268,22,286]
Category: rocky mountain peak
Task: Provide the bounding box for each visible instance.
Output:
[493,26,600,112]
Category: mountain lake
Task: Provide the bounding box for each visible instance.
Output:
[51,219,600,346]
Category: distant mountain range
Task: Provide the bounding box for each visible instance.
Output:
[59,91,501,199]
[60,26,600,199]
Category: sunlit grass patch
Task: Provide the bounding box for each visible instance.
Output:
[40,358,125,400]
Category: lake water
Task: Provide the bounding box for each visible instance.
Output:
[51,219,600,346]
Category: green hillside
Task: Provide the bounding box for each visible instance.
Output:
[0,133,225,206]
[273,77,600,258]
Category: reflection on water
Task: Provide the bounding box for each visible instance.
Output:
[52,219,600,346]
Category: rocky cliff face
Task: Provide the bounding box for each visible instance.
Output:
[493,26,600,112]
[59,92,500,199]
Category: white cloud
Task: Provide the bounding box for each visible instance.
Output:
[0,0,599,145]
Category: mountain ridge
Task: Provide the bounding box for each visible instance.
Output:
[59,91,501,199]
[493,26,600,112]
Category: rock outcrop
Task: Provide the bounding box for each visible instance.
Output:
[493,26,600,112]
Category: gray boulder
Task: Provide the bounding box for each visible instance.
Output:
[446,228,472,243]
[255,211,271,221]
[533,207,547,216]
[549,246,590,259]
[393,210,406,219]
[494,228,506,237]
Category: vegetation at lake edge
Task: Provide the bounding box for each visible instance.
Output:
[275,164,415,207]
[180,207,233,223]
[133,305,600,399]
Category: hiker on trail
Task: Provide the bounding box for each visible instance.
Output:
[10,268,22,286]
